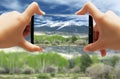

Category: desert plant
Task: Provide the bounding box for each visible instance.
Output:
[86,63,113,79]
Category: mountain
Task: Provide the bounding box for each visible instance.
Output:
[34,25,88,34]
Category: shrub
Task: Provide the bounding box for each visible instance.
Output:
[102,56,120,67]
[0,67,9,74]
[113,60,120,79]
[91,55,100,64]
[70,66,80,73]
[80,53,92,72]
[73,56,81,67]
[109,56,120,67]
[86,63,113,79]
[22,65,35,74]
[12,67,21,74]
[44,65,58,73]
[37,73,50,79]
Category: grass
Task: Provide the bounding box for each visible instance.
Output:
[0,51,69,74]
[0,51,119,79]
[34,35,87,46]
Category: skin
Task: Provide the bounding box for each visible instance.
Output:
[0,2,45,52]
[76,2,120,56]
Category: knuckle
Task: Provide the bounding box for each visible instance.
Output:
[106,10,113,14]
[96,14,106,22]
[16,15,25,23]
[28,47,35,52]
[12,11,19,14]
[84,2,91,8]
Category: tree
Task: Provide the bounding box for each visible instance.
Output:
[71,36,77,43]
[80,53,92,72]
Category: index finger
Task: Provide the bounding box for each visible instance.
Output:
[76,2,103,20]
[23,2,45,19]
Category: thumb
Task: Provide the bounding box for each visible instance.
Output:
[23,2,45,19]
[20,40,42,52]
[84,41,103,52]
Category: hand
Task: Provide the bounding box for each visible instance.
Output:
[76,2,120,56]
[0,2,45,52]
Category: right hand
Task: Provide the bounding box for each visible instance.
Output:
[76,2,120,56]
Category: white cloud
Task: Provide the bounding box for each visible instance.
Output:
[38,0,120,15]
[34,15,88,29]
[92,0,120,14]
[0,0,22,11]
[40,0,88,10]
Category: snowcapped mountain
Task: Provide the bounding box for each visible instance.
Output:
[34,15,88,34]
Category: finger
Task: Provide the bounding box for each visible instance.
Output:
[23,24,30,37]
[94,24,99,32]
[94,31,99,42]
[84,41,103,52]
[100,50,106,57]
[20,40,43,52]
[23,2,45,19]
[75,2,103,20]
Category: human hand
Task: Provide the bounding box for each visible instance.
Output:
[76,2,120,56]
[0,2,45,52]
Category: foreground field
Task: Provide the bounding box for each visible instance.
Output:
[0,74,92,79]
[0,50,120,79]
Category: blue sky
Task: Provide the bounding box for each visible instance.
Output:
[0,0,120,15]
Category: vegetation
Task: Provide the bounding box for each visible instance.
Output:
[80,54,92,72]
[34,35,87,46]
[0,50,119,79]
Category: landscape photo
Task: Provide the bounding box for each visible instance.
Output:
[34,14,89,54]
[0,0,120,79]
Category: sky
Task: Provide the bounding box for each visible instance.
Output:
[0,0,120,15]
[0,0,120,32]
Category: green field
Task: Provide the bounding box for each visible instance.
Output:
[0,51,120,79]
[34,35,88,46]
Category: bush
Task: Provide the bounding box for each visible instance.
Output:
[73,56,81,67]
[22,65,35,74]
[12,67,21,74]
[86,63,113,79]
[113,60,120,79]
[109,56,120,67]
[80,53,92,72]
[37,74,50,79]
[91,55,100,64]
[70,66,80,73]
[102,56,120,67]
[44,65,58,73]
[0,67,9,74]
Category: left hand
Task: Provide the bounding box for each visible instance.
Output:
[0,2,45,52]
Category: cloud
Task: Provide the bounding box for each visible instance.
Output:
[34,15,88,30]
[0,0,23,11]
[39,0,88,10]
[38,0,120,15]
[92,0,120,14]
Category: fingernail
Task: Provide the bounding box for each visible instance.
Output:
[84,49,89,52]
[42,11,46,15]
[39,47,43,52]
[75,12,78,15]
